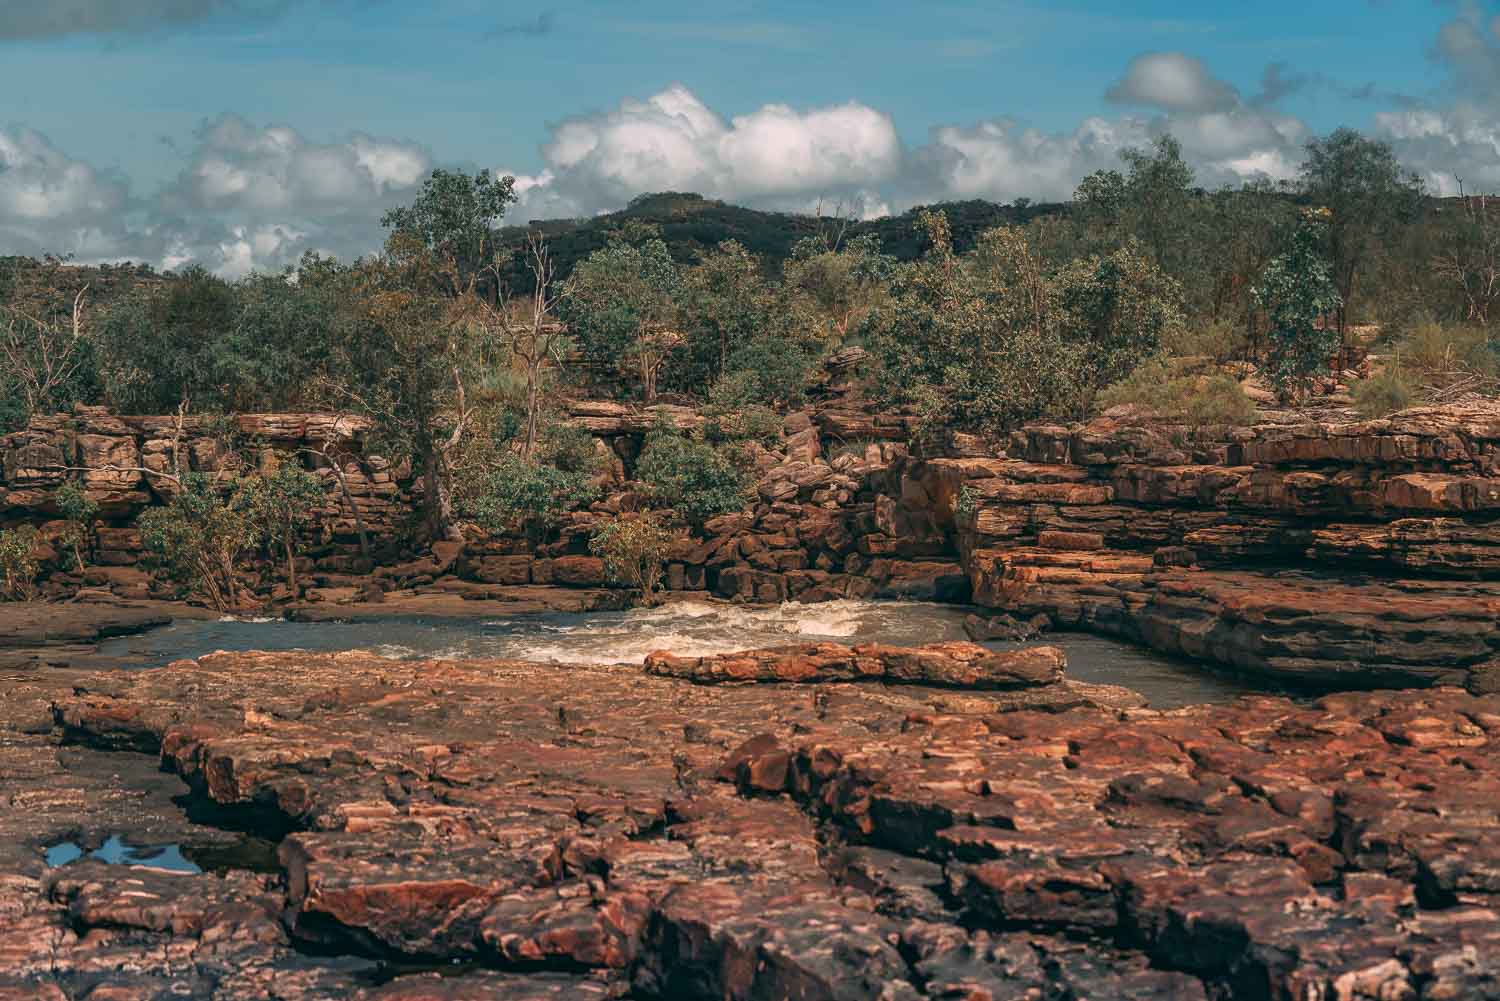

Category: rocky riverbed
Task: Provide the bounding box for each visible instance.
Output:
[1,639,1497,999]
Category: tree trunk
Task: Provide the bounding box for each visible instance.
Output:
[285,533,297,593]
[329,462,370,560]
[523,363,542,460]
[421,445,463,543]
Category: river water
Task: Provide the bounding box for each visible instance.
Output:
[94,599,1260,708]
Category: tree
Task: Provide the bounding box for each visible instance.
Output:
[0,527,40,601]
[95,266,239,413]
[1055,241,1183,395]
[55,480,99,570]
[865,213,1084,435]
[635,428,749,523]
[459,233,567,459]
[561,238,683,401]
[590,512,675,606]
[1253,212,1342,401]
[323,242,487,543]
[244,464,327,593]
[138,473,259,612]
[381,168,517,300]
[783,232,893,341]
[0,284,95,421]
[681,240,771,384]
[1299,129,1424,346]
[1432,184,1500,327]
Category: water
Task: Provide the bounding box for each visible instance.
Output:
[91,599,1259,707]
[45,835,202,873]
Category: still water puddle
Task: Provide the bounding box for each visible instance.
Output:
[45,835,201,873]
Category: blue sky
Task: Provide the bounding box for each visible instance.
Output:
[1,0,1496,274]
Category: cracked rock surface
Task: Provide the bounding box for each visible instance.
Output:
[1,648,1498,999]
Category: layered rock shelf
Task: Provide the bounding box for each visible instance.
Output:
[894,401,1500,691]
[2,648,1497,998]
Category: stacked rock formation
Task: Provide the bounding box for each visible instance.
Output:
[894,401,1500,691]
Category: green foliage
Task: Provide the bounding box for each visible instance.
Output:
[867,215,1175,435]
[381,168,517,294]
[954,485,981,525]
[470,453,599,541]
[783,232,893,340]
[1097,360,1259,426]
[635,429,749,522]
[1055,241,1183,394]
[1299,128,1424,330]
[138,473,259,611]
[55,481,98,570]
[1253,216,1343,400]
[1351,367,1414,419]
[243,464,327,590]
[589,511,676,605]
[0,526,40,601]
[561,238,683,400]
[461,421,603,541]
[679,240,772,384]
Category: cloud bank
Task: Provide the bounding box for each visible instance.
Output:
[5,25,1500,276]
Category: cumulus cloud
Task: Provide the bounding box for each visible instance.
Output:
[12,38,1500,278]
[0,126,134,259]
[1106,52,1240,113]
[505,85,902,219]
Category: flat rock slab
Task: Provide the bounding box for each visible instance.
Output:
[2,650,1499,999]
[645,640,1066,688]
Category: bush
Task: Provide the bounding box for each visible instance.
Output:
[242,464,327,590]
[1395,321,1497,391]
[0,527,40,601]
[635,429,749,522]
[138,473,259,611]
[1163,318,1252,367]
[1351,367,1414,418]
[589,511,676,605]
[1098,360,1259,426]
[55,480,98,570]
[471,453,600,541]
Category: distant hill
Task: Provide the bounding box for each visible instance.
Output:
[0,257,165,322]
[495,192,1067,287]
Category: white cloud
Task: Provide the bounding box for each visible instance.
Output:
[0,126,133,259]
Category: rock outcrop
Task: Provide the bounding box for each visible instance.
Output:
[895,402,1500,692]
[0,650,1495,999]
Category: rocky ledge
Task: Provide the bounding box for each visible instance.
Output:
[1,646,1497,999]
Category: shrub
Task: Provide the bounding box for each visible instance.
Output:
[589,512,676,605]
[54,480,98,570]
[243,464,327,591]
[635,429,749,522]
[1163,318,1252,367]
[471,453,600,541]
[954,485,981,525]
[0,526,40,601]
[1098,361,1259,426]
[1395,321,1497,391]
[1351,367,1414,418]
[138,473,259,611]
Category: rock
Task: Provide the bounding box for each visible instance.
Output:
[645,641,1066,689]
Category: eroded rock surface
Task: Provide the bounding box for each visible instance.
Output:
[1,649,1496,998]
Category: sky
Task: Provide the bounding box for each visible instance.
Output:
[2,0,1499,276]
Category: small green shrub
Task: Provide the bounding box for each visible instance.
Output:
[589,511,676,605]
[0,526,40,601]
[1163,318,1252,367]
[138,473,258,611]
[1098,361,1258,426]
[635,429,749,522]
[954,485,981,525]
[243,464,327,590]
[1351,367,1414,419]
[54,480,98,570]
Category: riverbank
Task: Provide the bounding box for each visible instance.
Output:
[1,646,1496,999]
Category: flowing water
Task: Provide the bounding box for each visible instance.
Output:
[94,599,1261,708]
